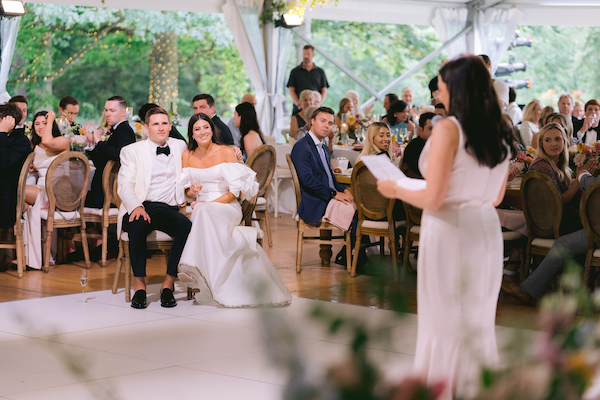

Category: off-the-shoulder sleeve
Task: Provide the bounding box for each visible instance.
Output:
[179,167,192,190]
[222,163,259,201]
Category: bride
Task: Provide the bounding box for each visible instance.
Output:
[177,113,292,308]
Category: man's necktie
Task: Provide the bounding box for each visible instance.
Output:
[156,146,171,156]
[317,142,335,190]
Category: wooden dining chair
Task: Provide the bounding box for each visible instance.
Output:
[402,201,422,277]
[579,180,600,289]
[0,152,35,278]
[286,154,351,274]
[246,144,276,247]
[84,159,120,267]
[42,151,92,272]
[351,161,405,280]
[520,171,563,281]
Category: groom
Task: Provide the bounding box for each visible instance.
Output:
[117,107,191,309]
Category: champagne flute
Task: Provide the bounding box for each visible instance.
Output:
[79,269,88,303]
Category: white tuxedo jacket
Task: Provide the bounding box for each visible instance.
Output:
[117,137,188,236]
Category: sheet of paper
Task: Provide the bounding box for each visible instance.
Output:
[360,154,427,191]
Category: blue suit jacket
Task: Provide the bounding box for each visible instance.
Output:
[290,134,346,223]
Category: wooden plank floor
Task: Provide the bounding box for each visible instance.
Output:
[0,213,538,329]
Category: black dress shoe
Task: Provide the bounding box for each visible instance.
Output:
[160,288,177,308]
[131,289,147,309]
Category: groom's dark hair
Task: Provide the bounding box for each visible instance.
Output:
[145,107,169,124]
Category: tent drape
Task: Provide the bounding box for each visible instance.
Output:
[431,8,468,60]
[0,17,21,102]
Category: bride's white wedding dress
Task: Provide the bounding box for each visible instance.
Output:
[178,162,292,308]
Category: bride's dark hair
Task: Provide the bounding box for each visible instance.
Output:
[439,54,515,167]
[187,113,224,151]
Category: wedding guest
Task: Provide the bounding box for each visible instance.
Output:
[137,103,186,143]
[402,112,435,178]
[433,103,446,117]
[345,89,374,116]
[23,111,69,270]
[502,159,600,304]
[290,89,316,139]
[287,44,328,114]
[290,107,352,224]
[312,90,322,106]
[557,93,575,123]
[539,112,574,145]
[530,123,582,235]
[234,102,265,160]
[377,54,514,400]
[0,102,31,229]
[295,105,318,143]
[334,97,353,127]
[58,96,80,129]
[227,93,256,148]
[402,87,417,118]
[192,94,234,145]
[479,54,509,110]
[381,93,398,123]
[518,98,543,148]
[8,96,28,136]
[540,106,555,127]
[506,88,523,126]
[428,75,439,104]
[574,99,600,145]
[84,96,136,208]
[387,100,415,135]
[117,107,191,309]
[573,100,585,120]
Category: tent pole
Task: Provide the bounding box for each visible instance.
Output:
[290,28,384,102]
[361,24,473,110]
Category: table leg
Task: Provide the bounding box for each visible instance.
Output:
[319,229,332,266]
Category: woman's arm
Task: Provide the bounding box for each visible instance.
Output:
[519,122,534,148]
[41,112,70,152]
[561,179,580,205]
[377,118,459,210]
[290,115,298,138]
[494,172,509,207]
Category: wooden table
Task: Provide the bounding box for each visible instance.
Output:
[503,176,522,209]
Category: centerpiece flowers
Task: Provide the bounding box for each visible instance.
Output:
[571,142,600,168]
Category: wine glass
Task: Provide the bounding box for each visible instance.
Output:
[79,268,88,303]
[590,113,598,127]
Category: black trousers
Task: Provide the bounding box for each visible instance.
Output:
[122,201,192,278]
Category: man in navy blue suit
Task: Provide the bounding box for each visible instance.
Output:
[290,106,353,223]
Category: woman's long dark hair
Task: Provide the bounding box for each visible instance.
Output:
[235,102,264,155]
[31,111,62,147]
[439,54,515,167]
[386,100,408,126]
[187,113,224,151]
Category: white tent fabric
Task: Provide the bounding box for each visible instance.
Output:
[0,16,21,101]
[475,8,524,75]
[431,8,468,60]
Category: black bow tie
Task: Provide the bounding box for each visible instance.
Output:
[156,146,170,156]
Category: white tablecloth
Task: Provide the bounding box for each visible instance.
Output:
[332,146,360,166]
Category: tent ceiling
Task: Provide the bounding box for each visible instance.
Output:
[23,0,600,26]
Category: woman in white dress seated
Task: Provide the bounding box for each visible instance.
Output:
[24,111,70,270]
[177,113,292,308]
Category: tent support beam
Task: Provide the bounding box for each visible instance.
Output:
[290,28,384,102]
[361,24,473,110]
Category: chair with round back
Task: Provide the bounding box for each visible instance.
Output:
[351,161,405,280]
[42,151,91,272]
[402,201,422,277]
[246,144,276,247]
[520,170,563,281]
[580,180,600,289]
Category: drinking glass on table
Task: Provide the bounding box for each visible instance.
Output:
[79,268,88,303]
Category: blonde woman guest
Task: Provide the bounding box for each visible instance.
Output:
[334,98,354,127]
[290,89,316,139]
[357,122,401,166]
[345,89,374,116]
[518,99,543,148]
[532,112,573,147]
[540,105,555,127]
[530,122,582,234]
[573,100,584,120]
[312,90,322,106]
[24,111,70,270]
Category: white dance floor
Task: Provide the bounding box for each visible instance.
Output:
[0,284,598,400]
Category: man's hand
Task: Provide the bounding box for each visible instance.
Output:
[334,189,353,204]
[377,179,398,199]
[129,206,150,223]
[232,146,243,161]
[580,116,593,134]
[0,115,15,133]
[83,122,95,145]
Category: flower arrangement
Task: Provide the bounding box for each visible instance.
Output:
[571,142,600,167]
[69,133,86,151]
[23,121,32,139]
[509,150,534,177]
[345,113,372,141]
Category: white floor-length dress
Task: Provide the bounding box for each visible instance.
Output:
[414,117,509,399]
[178,163,292,308]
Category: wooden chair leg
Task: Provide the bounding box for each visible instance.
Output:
[265,203,273,247]
[583,251,593,290]
[350,233,362,277]
[101,225,108,268]
[43,226,52,273]
[379,237,385,255]
[345,231,352,275]
[16,233,24,278]
[296,222,305,274]
[124,242,131,302]
[112,239,124,294]
[390,228,398,282]
[521,242,532,282]
[80,220,91,269]
[403,238,412,273]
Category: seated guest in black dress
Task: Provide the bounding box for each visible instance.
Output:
[8,96,28,137]
[192,94,234,145]
[402,112,436,179]
[84,96,136,208]
[0,102,32,229]
[138,103,186,143]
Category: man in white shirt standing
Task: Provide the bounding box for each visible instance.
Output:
[117,107,191,309]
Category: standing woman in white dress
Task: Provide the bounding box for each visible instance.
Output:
[177,113,292,308]
[377,55,514,400]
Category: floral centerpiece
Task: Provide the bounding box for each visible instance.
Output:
[509,148,535,177]
[69,132,86,152]
[570,142,600,171]
[345,113,373,142]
